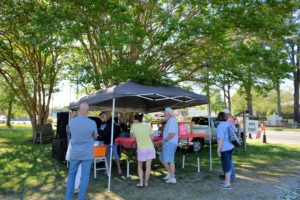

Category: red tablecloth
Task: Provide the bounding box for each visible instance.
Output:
[115,134,206,149]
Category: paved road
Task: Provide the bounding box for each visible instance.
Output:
[250,130,300,145]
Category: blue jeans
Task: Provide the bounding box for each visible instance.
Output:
[106,143,120,161]
[220,149,233,174]
[230,149,236,180]
[221,149,236,180]
[65,159,92,200]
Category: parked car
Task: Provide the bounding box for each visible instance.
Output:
[190,116,244,152]
[0,115,7,123]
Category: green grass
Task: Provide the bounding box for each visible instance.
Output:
[0,125,67,199]
[0,125,300,199]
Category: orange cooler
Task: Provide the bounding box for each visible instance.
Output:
[94,145,107,157]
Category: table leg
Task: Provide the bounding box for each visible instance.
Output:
[94,159,96,179]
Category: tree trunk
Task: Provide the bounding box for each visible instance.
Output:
[222,85,227,108]
[245,86,253,116]
[293,70,299,123]
[227,84,232,113]
[6,96,14,127]
[276,85,281,116]
[206,79,211,117]
[293,44,300,123]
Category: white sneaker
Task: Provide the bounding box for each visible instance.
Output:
[165,178,177,184]
[163,173,171,180]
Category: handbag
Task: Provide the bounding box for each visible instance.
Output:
[228,125,242,147]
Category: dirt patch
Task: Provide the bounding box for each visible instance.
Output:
[1,159,300,200]
[88,158,300,200]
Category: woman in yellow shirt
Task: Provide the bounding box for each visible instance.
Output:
[131,114,156,188]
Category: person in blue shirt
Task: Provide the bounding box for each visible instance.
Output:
[159,107,178,184]
[216,111,237,190]
[64,102,98,200]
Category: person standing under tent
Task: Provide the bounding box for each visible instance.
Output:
[131,114,156,188]
[216,111,237,190]
[65,112,81,194]
[98,112,122,175]
[159,107,178,184]
[220,109,237,182]
[64,102,98,200]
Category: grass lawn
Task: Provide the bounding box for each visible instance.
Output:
[0,125,300,200]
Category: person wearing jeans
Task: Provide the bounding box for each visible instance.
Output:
[65,160,91,200]
[64,102,98,200]
[221,109,237,181]
[98,112,122,175]
[216,111,236,190]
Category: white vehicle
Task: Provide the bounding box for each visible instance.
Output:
[0,115,7,123]
[191,116,244,151]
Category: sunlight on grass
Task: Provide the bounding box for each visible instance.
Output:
[1,126,300,199]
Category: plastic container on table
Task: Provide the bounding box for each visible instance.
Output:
[94,145,107,157]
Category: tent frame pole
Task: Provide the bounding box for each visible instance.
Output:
[207,103,212,171]
[108,98,115,192]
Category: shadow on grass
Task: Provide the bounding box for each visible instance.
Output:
[1,126,300,200]
[0,127,67,199]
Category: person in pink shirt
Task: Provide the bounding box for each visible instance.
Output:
[220,109,236,181]
[222,109,235,126]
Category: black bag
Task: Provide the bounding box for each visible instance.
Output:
[52,139,68,162]
[228,125,242,147]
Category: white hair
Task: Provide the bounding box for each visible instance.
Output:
[165,107,173,115]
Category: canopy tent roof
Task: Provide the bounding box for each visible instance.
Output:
[70,80,209,113]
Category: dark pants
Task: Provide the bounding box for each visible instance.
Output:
[221,149,234,174]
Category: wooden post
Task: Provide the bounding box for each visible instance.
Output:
[243,110,247,152]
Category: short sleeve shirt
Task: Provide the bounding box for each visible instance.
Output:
[131,123,154,150]
[216,121,236,152]
[163,117,178,144]
[69,115,98,160]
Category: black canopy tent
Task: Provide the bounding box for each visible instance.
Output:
[70,80,209,113]
[69,80,212,192]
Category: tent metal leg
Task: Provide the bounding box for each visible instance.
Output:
[108,98,115,193]
[127,161,130,178]
[208,103,212,171]
[197,156,200,173]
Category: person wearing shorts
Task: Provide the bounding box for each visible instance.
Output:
[159,107,178,184]
[131,114,155,188]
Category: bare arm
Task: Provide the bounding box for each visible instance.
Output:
[217,138,224,157]
[131,132,136,138]
[150,134,154,140]
[164,132,175,141]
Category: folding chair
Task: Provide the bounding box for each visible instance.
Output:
[93,145,108,179]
